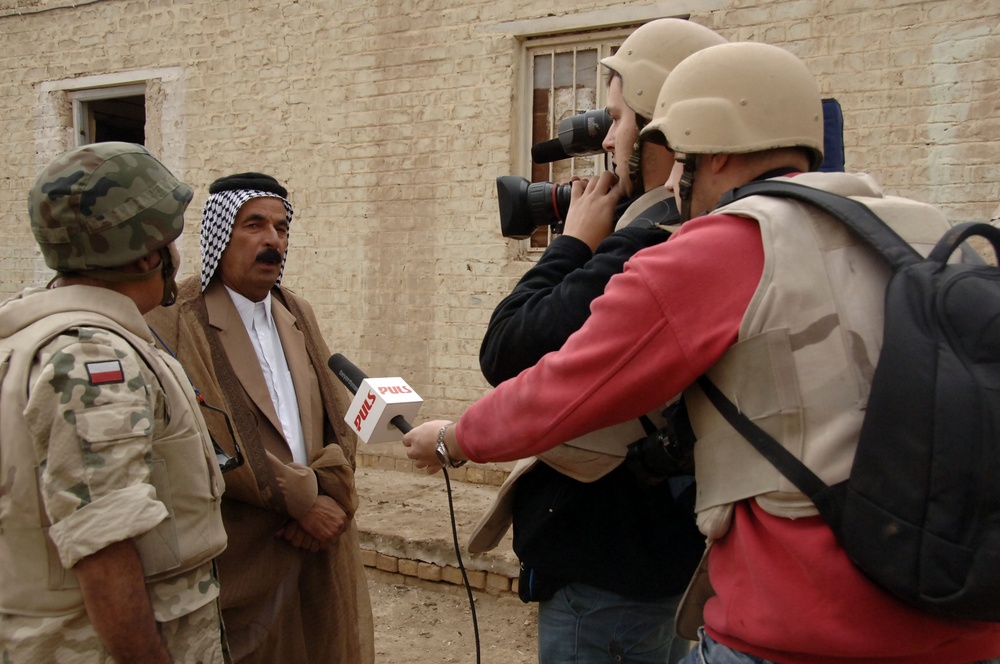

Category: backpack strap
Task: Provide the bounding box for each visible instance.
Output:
[703,181,1000,533]
[717,179,922,271]
[929,221,1000,263]
[697,375,845,530]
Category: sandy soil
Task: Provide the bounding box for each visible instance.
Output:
[368,572,538,664]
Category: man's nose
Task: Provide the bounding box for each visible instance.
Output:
[602,131,615,153]
[262,224,281,246]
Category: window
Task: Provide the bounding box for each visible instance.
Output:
[522,29,632,248]
[71,84,146,146]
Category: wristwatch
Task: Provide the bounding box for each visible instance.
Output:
[434,423,466,468]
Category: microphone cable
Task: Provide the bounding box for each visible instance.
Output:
[393,418,481,664]
[327,354,481,662]
[440,464,481,664]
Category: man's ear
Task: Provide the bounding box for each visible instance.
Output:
[707,153,731,175]
[131,251,162,274]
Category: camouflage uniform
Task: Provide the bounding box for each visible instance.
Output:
[0,143,228,662]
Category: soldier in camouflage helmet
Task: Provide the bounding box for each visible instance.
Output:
[28,140,192,305]
[0,142,229,663]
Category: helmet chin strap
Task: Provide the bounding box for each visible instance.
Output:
[678,155,698,223]
[59,246,179,306]
[159,245,179,307]
[627,116,650,195]
[627,141,644,195]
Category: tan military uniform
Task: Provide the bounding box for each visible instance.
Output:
[0,285,227,663]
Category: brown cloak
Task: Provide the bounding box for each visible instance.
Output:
[146,276,374,664]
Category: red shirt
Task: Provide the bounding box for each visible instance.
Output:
[456,209,1000,661]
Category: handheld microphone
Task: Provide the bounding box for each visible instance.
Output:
[328,353,422,440]
[328,352,366,395]
[328,357,481,659]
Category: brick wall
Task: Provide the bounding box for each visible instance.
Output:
[698,0,1000,223]
[1,0,997,420]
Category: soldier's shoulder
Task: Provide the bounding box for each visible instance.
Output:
[38,325,136,356]
[33,325,151,396]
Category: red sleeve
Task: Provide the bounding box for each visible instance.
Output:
[456,213,765,463]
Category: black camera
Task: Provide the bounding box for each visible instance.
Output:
[497,109,612,239]
[625,399,696,485]
[531,108,613,164]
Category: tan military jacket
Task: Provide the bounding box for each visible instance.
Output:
[0,285,227,663]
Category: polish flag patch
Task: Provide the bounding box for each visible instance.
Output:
[85,360,125,385]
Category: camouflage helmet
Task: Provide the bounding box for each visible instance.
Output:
[641,42,825,169]
[600,19,727,121]
[28,141,193,272]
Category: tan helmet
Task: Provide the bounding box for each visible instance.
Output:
[641,42,824,169]
[600,19,727,121]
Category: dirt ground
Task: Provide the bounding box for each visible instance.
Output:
[368,572,538,664]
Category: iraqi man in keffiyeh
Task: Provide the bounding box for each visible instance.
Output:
[145,172,374,664]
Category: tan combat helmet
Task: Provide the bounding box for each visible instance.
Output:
[641,41,825,169]
[600,19,728,121]
[29,141,192,273]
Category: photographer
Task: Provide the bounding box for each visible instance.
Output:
[474,19,726,664]
[407,40,1000,663]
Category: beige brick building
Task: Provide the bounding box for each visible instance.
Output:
[1,0,998,420]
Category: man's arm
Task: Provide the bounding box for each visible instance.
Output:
[458,214,766,463]
[482,173,668,385]
[275,439,354,550]
[480,235,592,384]
[74,539,171,664]
[282,439,357,550]
[25,329,180,658]
[480,226,668,385]
[276,494,349,551]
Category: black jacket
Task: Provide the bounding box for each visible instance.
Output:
[479,204,704,600]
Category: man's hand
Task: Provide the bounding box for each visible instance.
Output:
[401,419,454,475]
[276,494,349,551]
[562,171,621,252]
[74,539,172,664]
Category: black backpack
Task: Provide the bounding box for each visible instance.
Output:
[700,179,1000,621]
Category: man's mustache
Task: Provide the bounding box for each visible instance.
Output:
[256,248,283,265]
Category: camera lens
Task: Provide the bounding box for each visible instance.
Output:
[497,176,572,239]
[525,181,572,225]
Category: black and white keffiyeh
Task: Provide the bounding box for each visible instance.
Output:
[200,190,295,291]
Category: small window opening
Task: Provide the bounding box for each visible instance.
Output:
[71,84,146,146]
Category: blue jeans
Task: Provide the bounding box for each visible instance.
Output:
[677,630,1000,664]
[677,632,774,664]
[537,582,689,663]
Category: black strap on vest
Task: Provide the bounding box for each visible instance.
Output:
[716,179,921,270]
[696,375,845,530]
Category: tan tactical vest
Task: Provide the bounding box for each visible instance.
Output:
[0,286,226,615]
[614,186,675,231]
[684,172,955,539]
